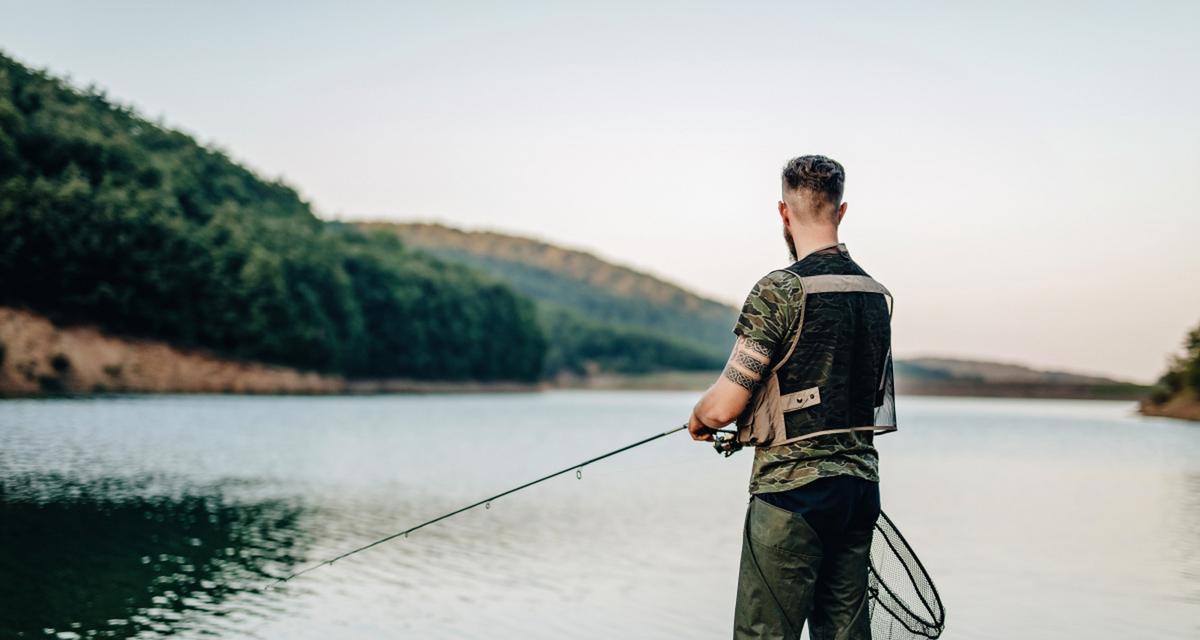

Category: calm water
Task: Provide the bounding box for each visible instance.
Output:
[0,392,1197,639]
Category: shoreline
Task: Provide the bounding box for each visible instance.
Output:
[0,306,544,398]
[0,306,1156,403]
[1139,392,1200,422]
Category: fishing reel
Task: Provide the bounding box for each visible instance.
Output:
[712,429,743,457]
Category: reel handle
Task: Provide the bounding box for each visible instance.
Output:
[712,429,743,457]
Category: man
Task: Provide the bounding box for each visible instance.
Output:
[688,155,897,639]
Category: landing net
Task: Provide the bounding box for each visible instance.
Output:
[868,510,946,639]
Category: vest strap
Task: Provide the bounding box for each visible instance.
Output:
[766,269,805,373]
[796,274,892,298]
[763,424,898,448]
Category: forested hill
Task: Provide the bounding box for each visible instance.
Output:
[0,52,726,384]
[362,222,738,374]
[0,52,545,381]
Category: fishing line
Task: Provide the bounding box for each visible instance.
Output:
[274,424,690,585]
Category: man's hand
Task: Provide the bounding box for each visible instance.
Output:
[688,410,716,441]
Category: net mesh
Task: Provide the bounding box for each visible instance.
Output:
[867,510,945,639]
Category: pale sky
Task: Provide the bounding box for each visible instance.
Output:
[3,1,1197,382]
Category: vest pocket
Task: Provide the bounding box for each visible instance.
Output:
[781,386,821,412]
[782,392,829,441]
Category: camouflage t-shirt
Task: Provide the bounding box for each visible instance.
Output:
[734,269,880,494]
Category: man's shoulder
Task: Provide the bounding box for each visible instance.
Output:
[753,268,804,296]
[737,269,804,341]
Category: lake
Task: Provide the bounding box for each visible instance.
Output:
[1,392,1197,639]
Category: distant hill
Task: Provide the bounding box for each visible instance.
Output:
[896,357,1148,400]
[571,357,1150,399]
[362,222,1151,399]
[897,357,1121,385]
[362,222,737,375]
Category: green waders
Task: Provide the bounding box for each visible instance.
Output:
[733,480,877,640]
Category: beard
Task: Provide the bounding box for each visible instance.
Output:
[783,224,797,261]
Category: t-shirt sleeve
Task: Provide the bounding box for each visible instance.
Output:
[733,271,803,366]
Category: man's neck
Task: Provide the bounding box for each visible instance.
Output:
[791,225,841,260]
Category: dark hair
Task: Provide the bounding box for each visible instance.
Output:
[781,155,845,205]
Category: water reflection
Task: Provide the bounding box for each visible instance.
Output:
[0,474,307,639]
[1,394,1197,639]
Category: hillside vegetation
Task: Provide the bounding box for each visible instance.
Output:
[0,53,544,381]
[1143,322,1200,420]
[363,222,736,374]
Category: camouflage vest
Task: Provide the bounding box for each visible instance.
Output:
[736,243,897,447]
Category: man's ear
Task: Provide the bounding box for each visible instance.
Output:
[834,201,848,225]
[778,200,790,225]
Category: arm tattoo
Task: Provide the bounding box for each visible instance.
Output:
[733,350,768,376]
[723,364,758,391]
[742,338,773,358]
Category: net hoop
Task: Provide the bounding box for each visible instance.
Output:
[868,509,946,638]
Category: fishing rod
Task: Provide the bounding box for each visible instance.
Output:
[275,423,708,584]
[270,421,945,639]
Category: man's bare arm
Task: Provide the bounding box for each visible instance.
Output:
[688,336,771,440]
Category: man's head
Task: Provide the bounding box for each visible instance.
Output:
[778,155,847,260]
